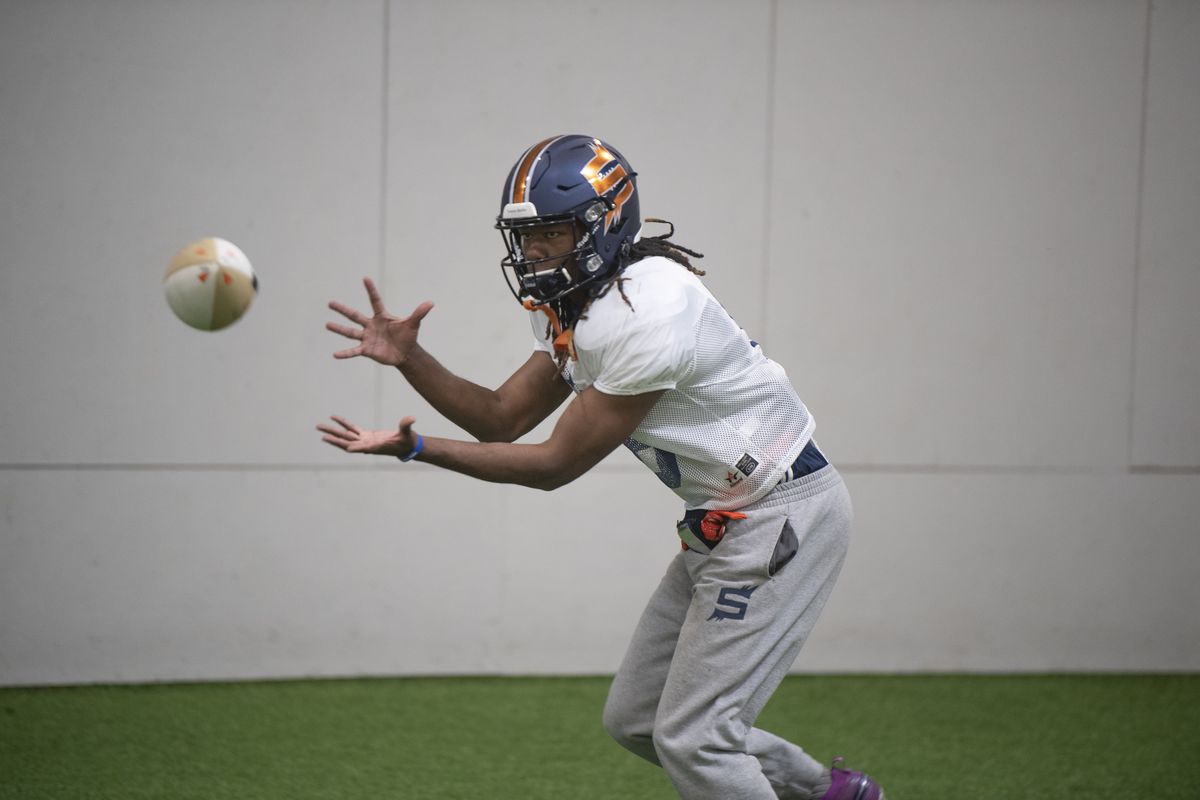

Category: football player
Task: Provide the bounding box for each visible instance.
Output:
[318,135,884,800]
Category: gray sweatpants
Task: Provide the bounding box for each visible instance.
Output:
[603,466,853,799]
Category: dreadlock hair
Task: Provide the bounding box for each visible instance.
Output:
[587,216,705,313]
[546,218,705,373]
[626,217,706,276]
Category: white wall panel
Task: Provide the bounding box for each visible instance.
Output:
[767,1,1145,468]
[798,470,1200,672]
[5,466,1196,685]
[0,467,679,685]
[0,0,383,465]
[374,0,772,444]
[1131,0,1200,467]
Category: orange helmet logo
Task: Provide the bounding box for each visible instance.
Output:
[580,140,634,233]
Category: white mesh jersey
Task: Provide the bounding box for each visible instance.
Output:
[528,256,814,510]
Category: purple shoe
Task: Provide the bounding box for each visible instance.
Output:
[821,756,885,800]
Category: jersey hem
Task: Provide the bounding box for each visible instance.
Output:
[593,380,678,396]
[685,421,816,512]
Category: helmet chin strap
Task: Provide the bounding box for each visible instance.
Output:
[522,298,577,361]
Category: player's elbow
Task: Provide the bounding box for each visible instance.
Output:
[471,415,528,444]
[470,416,526,444]
[525,451,587,492]
[528,473,575,492]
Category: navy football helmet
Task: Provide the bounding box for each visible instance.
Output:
[496,135,640,305]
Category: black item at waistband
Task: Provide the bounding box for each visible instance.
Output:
[781,438,828,483]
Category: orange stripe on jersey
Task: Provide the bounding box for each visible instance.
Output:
[511,136,561,204]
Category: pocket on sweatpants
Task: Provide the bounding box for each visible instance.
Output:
[768,520,799,577]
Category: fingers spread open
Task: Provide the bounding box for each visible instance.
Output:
[318,416,370,453]
[364,277,385,315]
[329,300,367,325]
[407,301,434,324]
[325,322,364,340]
[332,346,364,360]
[316,423,351,449]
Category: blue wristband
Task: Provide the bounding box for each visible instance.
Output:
[398,434,424,462]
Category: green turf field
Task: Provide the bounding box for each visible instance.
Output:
[1,674,1197,799]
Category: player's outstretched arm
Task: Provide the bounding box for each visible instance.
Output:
[326,278,570,442]
[420,386,665,489]
[318,386,664,490]
[400,348,572,443]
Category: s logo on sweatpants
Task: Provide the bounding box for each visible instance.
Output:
[708,585,758,621]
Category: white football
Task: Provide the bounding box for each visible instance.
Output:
[164,237,258,331]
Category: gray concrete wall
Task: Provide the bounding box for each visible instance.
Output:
[1,0,1197,685]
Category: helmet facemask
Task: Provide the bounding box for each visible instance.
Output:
[497,196,621,306]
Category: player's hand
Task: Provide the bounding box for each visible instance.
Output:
[317,415,420,458]
[326,277,433,367]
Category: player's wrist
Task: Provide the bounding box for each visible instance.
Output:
[396,434,424,462]
[394,342,427,373]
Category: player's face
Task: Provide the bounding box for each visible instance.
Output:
[518,222,576,273]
